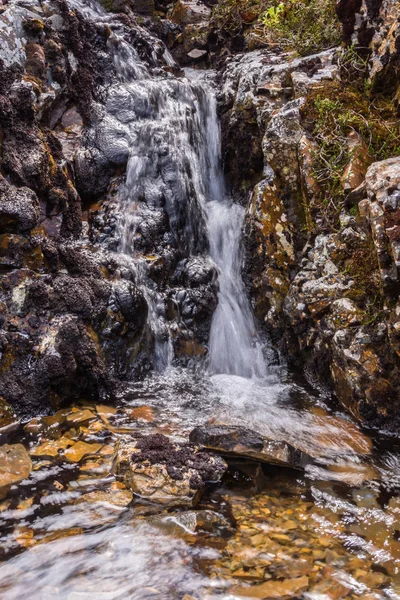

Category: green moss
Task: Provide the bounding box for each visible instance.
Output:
[341,236,385,324]
[301,76,400,231]
[211,0,340,55]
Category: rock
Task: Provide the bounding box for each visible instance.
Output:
[0,181,40,233]
[189,426,311,469]
[112,434,227,507]
[64,441,103,462]
[65,409,96,425]
[25,42,46,79]
[341,131,373,193]
[150,509,232,536]
[361,157,400,292]
[231,575,309,598]
[187,48,207,62]
[337,0,400,103]
[128,406,155,422]
[30,436,75,458]
[170,0,211,26]
[0,444,32,496]
[244,176,295,323]
[78,487,133,508]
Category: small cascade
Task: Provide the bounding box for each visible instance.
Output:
[67,0,266,376]
[207,200,267,378]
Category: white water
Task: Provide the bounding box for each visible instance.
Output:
[207,200,266,378]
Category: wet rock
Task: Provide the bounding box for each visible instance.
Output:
[150,509,232,536]
[65,441,103,462]
[189,426,311,469]
[170,0,211,26]
[77,486,133,508]
[113,280,148,327]
[30,436,75,459]
[0,443,32,497]
[231,575,309,599]
[112,434,227,507]
[0,181,40,233]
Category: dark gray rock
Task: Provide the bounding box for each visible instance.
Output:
[0,181,40,233]
[189,425,312,469]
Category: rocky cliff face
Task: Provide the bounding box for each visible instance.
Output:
[223,0,400,429]
[0,0,165,415]
[0,0,220,417]
[1,0,399,431]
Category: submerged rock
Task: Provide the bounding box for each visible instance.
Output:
[112,434,227,507]
[189,426,312,469]
[0,443,32,497]
[232,575,309,599]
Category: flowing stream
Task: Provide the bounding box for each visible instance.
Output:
[2,1,400,598]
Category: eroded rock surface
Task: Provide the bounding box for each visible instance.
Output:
[0,443,32,497]
[189,425,311,469]
[112,433,227,507]
[219,8,400,428]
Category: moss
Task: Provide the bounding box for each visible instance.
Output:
[211,0,340,55]
[340,235,385,323]
[300,78,400,231]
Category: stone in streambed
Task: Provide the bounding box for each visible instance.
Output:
[0,444,32,497]
[112,434,227,508]
[189,426,312,469]
[231,575,309,598]
[187,48,207,62]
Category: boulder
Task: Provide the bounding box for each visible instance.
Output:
[189,426,312,469]
[170,0,211,26]
[112,434,227,507]
[0,443,32,497]
[0,181,40,234]
[359,157,400,292]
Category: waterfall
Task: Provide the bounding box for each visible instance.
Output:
[68,0,265,377]
[185,72,267,378]
[207,201,267,378]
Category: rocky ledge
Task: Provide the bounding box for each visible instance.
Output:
[112,433,227,507]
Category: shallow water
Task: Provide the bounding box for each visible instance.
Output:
[2,366,400,599]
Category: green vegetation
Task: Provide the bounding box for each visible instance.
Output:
[300,48,400,232]
[343,236,384,320]
[211,0,341,55]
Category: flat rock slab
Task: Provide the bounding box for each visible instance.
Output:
[112,433,227,508]
[0,443,32,496]
[189,426,312,469]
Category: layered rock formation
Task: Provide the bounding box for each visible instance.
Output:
[222,0,400,429]
[0,0,164,415]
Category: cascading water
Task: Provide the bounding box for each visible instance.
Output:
[68,0,266,374]
[94,22,266,375]
[3,2,400,598]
